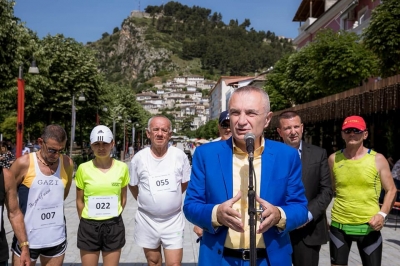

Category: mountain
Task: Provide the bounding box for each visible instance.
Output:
[88,1,294,93]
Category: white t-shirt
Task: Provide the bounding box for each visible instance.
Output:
[129,146,190,220]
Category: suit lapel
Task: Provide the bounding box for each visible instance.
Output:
[219,140,233,199]
[260,139,276,199]
[301,142,309,182]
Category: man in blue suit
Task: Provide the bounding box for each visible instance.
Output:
[183,86,308,266]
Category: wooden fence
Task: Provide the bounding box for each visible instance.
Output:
[270,74,400,127]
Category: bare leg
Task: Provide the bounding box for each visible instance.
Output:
[102,249,122,266]
[164,248,183,266]
[144,246,163,266]
[39,254,65,266]
[80,250,100,266]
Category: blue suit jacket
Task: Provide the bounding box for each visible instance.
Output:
[183,138,308,266]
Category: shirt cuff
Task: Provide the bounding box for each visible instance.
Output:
[308,211,313,222]
[276,207,287,229]
[212,204,222,227]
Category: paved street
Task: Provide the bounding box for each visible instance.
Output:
[4,180,400,265]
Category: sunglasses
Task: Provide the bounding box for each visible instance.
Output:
[342,128,365,134]
[221,123,230,129]
[43,141,65,154]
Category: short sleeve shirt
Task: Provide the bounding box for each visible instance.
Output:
[129,147,190,218]
[75,159,129,220]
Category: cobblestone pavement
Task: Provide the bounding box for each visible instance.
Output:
[4,180,400,265]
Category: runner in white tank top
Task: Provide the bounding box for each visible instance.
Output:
[10,125,73,266]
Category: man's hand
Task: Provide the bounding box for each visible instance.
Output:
[256,195,281,234]
[368,213,385,231]
[19,247,30,266]
[216,191,243,232]
[193,225,203,238]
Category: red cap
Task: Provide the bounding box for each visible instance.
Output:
[342,115,366,131]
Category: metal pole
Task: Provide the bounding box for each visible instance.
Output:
[141,128,144,148]
[16,65,25,158]
[123,120,126,160]
[69,95,76,157]
[113,119,116,157]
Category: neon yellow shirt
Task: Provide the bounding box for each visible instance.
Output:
[75,159,129,220]
[332,149,381,224]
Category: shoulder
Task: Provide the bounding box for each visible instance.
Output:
[305,142,327,154]
[373,152,390,168]
[170,146,188,157]
[196,140,229,154]
[62,154,74,167]
[10,153,31,172]
[265,139,296,155]
[132,148,148,161]
[76,160,93,171]
[113,159,129,169]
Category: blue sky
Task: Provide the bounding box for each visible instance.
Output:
[14,0,302,44]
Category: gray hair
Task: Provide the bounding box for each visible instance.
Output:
[147,115,173,132]
[228,86,271,113]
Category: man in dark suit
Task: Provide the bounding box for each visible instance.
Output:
[184,86,308,266]
[277,111,333,266]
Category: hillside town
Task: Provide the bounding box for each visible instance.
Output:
[136,71,271,131]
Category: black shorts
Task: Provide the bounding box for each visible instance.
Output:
[329,225,382,266]
[0,261,8,266]
[11,239,67,260]
[77,215,125,252]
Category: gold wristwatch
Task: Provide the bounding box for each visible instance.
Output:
[19,241,29,249]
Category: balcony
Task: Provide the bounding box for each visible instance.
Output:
[298,17,317,35]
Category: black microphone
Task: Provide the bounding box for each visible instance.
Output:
[244,132,255,157]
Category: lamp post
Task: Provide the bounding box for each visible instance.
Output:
[122,119,131,160]
[69,92,85,157]
[16,59,39,158]
[96,106,108,125]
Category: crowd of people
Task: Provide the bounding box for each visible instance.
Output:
[0,85,398,266]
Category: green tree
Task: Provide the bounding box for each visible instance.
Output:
[25,34,103,128]
[195,119,218,139]
[264,56,293,111]
[363,0,400,77]
[266,29,378,107]
[180,116,194,132]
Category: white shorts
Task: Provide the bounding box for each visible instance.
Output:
[134,209,184,249]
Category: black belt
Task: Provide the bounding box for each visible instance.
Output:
[223,247,267,260]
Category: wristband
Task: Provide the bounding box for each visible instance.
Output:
[19,241,29,249]
[378,211,387,219]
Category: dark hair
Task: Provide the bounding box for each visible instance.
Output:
[41,124,67,142]
[278,111,302,126]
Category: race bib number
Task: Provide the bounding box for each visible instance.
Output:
[32,204,64,229]
[149,173,176,194]
[88,196,118,218]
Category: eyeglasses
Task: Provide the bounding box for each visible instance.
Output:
[221,123,230,129]
[342,128,365,134]
[43,141,65,154]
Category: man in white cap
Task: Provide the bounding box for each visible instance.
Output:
[129,115,191,266]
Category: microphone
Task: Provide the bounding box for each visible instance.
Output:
[244,132,255,157]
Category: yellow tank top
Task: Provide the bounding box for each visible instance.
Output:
[332,149,381,224]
